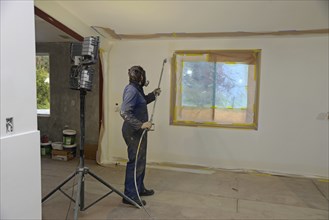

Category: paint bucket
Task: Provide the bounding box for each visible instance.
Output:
[63,129,76,145]
[51,142,63,150]
[63,144,77,157]
[41,142,52,156]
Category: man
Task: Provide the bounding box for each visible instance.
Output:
[120,65,161,206]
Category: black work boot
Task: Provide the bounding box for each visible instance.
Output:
[122,197,146,206]
[140,188,155,196]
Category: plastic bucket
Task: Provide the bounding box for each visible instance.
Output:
[52,142,63,150]
[63,144,77,157]
[63,129,76,145]
[41,142,52,156]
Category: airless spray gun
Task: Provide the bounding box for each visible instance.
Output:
[134,58,167,218]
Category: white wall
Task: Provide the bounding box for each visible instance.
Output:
[107,36,328,178]
[0,1,41,219]
[34,1,328,178]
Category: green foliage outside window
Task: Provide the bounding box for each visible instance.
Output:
[182,62,248,109]
[36,55,50,110]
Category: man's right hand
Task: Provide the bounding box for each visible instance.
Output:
[153,88,161,96]
[141,121,152,130]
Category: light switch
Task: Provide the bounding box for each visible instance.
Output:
[6,117,14,133]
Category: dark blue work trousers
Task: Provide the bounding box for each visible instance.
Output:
[122,129,148,199]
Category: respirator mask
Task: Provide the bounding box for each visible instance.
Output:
[144,79,149,87]
[128,66,149,87]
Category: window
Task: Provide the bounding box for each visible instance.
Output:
[170,50,261,129]
[36,54,50,116]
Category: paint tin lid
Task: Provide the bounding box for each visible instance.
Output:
[41,141,52,146]
[63,144,77,148]
[63,129,76,135]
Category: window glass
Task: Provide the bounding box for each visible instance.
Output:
[182,61,214,108]
[216,63,248,108]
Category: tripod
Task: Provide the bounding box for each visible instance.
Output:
[42,89,141,220]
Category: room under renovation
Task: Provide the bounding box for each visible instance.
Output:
[1,1,328,220]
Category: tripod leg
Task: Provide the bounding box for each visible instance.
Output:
[42,171,77,203]
[80,173,85,210]
[74,169,84,220]
[87,170,141,209]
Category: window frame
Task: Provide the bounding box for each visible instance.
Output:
[170,50,261,130]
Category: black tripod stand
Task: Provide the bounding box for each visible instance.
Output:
[42,89,141,220]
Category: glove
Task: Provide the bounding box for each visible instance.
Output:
[141,121,152,130]
[153,88,161,96]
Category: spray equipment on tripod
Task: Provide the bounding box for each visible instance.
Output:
[69,36,100,91]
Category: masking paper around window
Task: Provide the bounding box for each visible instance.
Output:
[170,50,261,129]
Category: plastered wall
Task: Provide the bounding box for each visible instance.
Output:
[107,36,328,178]
[36,42,100,146]
[34,1,328,178]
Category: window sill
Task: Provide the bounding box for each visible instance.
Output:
[37,109,50,117]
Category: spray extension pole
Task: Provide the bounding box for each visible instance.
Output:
[149,58,167,123]
[134,59,167,218]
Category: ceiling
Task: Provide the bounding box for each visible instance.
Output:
[35,15,78,43]
[35,1,328,42]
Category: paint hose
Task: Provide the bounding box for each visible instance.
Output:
[134,129,152,218]
[133,59,167,218]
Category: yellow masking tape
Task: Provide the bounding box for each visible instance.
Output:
[179,120,197,124]
[203,122,217,125]
[173,107,177,121]
[184,54,204,57]
[252,173,272,177]
[231,123,253,126]
[318,179,329,183]
[206,54,210,62]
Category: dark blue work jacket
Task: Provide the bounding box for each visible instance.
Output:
[120,82,155,132]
